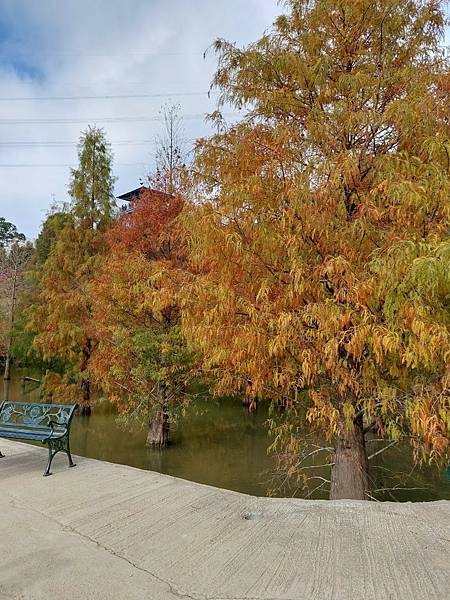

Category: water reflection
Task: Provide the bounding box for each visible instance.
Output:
[3,369,450,501]
[3,379,9,402]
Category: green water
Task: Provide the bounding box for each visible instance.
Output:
[3,370,450,501]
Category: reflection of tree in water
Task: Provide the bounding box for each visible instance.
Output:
[368,439,449,502]
[3,379,9,402]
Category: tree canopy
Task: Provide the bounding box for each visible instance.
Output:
[180,0,450,499]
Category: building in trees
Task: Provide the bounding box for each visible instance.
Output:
[117,187,174,215]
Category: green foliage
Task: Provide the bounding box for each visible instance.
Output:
[35,209,73,264]
[69,126,116,230]
[0,217,25,248]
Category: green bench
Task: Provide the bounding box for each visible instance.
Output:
[0,401,78,476]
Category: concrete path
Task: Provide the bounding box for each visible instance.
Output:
[0,439,449,600]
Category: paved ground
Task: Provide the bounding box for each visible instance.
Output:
[0,439,449,600]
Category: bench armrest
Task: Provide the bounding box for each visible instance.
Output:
[48,420,69,432]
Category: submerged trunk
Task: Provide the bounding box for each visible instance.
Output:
[330,413,370,500]
[80,404,91,416]
[80,378,91,416]
[146,384,170,447]
[80,339,92,415]
[242,395,258,411]
[146,406,170,447]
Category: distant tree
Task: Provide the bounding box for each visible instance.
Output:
[0,217,25,247]
[182,0,450,499]
[30,127,116,413]
[0,240,33,379]
[147,103,191,195]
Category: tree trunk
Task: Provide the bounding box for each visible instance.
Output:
[3,379,10,402]
[330,413,370,500]
[146,388,170,447]
[80,339,92,415]
[242,395,258,412]
[80,378,91,416]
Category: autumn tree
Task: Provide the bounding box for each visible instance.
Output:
[181,0,450,499]
[89,188,192,446]
[30,127,115,413]
[9,206,73,373]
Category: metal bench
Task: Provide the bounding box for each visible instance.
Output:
[0,401,78,476]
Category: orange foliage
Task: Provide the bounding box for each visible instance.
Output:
[180,0,450,476]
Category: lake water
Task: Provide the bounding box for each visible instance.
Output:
[3,370,450,502]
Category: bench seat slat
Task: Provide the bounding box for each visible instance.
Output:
[0,428,65,441]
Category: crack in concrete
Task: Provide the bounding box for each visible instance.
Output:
[6,491,287,600]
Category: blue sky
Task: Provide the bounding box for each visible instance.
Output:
[0,0,448,239]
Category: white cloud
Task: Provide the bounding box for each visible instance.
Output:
[0,0,281,239]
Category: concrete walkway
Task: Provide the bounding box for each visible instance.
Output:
[0,439,449,600]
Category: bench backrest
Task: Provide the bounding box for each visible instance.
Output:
[0,401,78,434]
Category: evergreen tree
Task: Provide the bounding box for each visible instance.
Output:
[0,217,25,248]
[35,206,72,265]
[89,189,192,446]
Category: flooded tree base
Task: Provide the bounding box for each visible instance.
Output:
[146,409,170,447]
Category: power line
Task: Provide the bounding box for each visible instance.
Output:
[20,50,206,58]
[0,138,201,147]
[0,91,217,101]
[0,113,236,125]
[0,162,149,167]
[0,140,154,147]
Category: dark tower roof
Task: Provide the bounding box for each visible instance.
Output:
[116,186,147,203]
[117,186,174,203]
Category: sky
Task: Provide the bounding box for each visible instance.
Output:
[0,0,282,239]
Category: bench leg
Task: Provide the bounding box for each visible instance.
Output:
[66,440,76,469]
[43,437,76,476]
[44,446,55,476]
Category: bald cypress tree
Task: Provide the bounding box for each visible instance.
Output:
[182,0,450,499]
[30,127,116,413]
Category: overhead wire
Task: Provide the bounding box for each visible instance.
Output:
[0,112,236,125]
[0,163,149,168]
[0,91,217,101]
